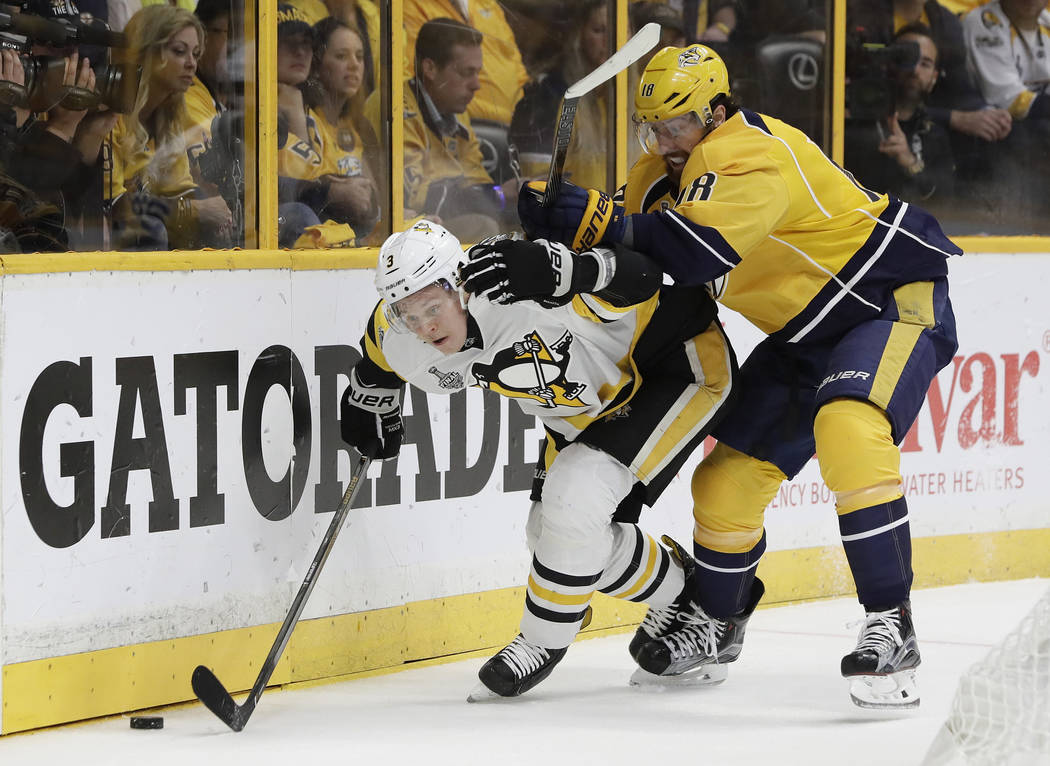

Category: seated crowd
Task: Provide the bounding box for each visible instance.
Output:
[0,0,1046,252]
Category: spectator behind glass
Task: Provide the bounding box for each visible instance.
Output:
[961,0,1050,224]
[845,25,955,205]
[287,0,380,98]
[509,0,612,191]
[403,0,529,130]
[366,17,515,242]
[105,5,234,249]
[275,6,374,246]
[962,0,1050,121]
[847,1,1013,163]
[306,17,381,236]
[183,0,231,171]
[1,49,119,252]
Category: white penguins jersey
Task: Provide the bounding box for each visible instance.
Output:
[361,291,659,442]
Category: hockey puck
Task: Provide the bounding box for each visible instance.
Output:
[130,716,164,729]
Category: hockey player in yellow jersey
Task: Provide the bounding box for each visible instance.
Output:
[519,44,962,709]
[339,220,740,699]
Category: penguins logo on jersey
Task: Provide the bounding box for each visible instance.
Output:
[471,331,586,409]
[428,366,464,390]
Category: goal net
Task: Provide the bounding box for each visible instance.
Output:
[923,586,1050,766]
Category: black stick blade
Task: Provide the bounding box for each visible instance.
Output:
[192,665,245,732]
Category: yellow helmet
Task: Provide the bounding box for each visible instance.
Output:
[634,45,731,126]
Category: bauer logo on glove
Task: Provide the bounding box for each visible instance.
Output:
[518,180,626,251]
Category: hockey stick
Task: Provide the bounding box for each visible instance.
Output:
[192,453,372,732]
[540,21,661,207]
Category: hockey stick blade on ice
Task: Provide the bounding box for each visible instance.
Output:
[540,21,661,207]
[192,453,372,732]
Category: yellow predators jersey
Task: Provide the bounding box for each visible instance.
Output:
[398,84,492,212]
[278,109,368,181]
[104,116,196,201]
[625,109,960,344]
[313,110,368,178]
[181,76,220,167]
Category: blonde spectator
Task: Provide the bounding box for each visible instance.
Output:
[106,5,233,249]
[509,0,613,190]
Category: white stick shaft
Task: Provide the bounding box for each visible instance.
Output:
[542,22,662,206]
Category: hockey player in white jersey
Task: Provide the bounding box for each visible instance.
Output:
[340,220,746,699]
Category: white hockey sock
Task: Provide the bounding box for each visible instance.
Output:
[596,523,683,608]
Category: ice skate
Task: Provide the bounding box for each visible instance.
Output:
[467,634,567,702]
[628,661,729,689]
[634,572,764,679]
[841,601,921,709]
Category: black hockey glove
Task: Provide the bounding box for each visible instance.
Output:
[517,180,626,251]
[339,367,403,460]
[461,236,584,307]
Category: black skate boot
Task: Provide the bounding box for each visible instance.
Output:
[631,537,764,687]
[841,601,921,709]
[467,634,567,702]
[628,536,696,661]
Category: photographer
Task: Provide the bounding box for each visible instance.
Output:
[849,0,1012,141]
[845,25,955,205]
[1,48,118,251]
[105,5,233,250]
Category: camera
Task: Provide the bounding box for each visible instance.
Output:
[0,0,139,113]
[845,36,920,121]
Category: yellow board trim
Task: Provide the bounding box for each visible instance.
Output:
[4,528,1049,734]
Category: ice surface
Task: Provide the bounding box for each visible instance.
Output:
[1,579,1045,766]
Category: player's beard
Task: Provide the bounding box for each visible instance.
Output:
[663,152,690,185]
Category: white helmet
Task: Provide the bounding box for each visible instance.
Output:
[375,220,467,332]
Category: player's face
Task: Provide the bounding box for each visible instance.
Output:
[392,284,467,354]
[155,25,201,95]
[636,112,706,181]
[423,43,482,115]
[319,26,365,99]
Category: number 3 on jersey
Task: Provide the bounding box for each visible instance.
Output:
[678,172,717,204]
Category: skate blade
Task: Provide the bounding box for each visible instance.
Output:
[847,670,920,709]
[629,662,729,690]
[466,682,504,703]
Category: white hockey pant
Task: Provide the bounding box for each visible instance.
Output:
[521,443,684,649]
